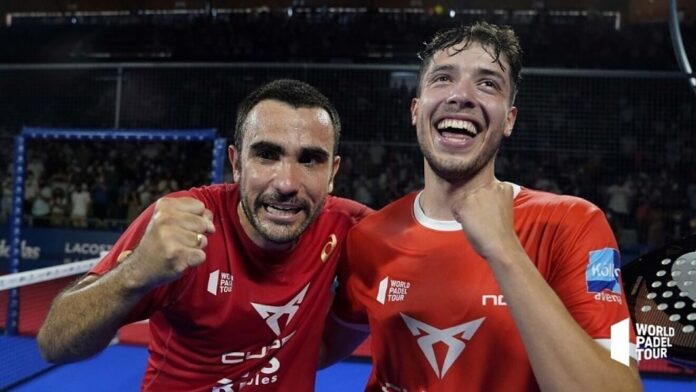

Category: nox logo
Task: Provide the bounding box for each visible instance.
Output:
[400,313,485,379]
[252,284,310,335]
[481,294,506,306]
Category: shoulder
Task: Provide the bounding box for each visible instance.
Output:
[323,196,374,224]
[351,192,417,236]
[516,187,612,245]
[517,187,604,219]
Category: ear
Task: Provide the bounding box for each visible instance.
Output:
[503,106,518,138]
[328,155,341,193]
[228,146,241,183]
[410,98,419,126]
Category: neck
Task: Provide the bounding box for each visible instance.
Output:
[419,162,498,220]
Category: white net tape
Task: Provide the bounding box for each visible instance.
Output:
[0,257,101,291]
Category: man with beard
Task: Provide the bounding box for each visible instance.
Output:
[324,22,642,391]
[38,79,370,391]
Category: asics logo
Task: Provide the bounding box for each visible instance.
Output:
[320,233,338,263]
[400,313,485,379]
[251,284,310,335]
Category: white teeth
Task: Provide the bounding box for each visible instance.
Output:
[271,206,292,211]
[266,205,298,212]
[436,119,477,135]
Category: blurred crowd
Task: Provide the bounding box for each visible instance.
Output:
[0,140,212,230]
[0,9,693,69]
[1,9,695,258]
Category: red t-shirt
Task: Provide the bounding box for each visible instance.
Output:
[334,185,636,392]
[91,183,370,391]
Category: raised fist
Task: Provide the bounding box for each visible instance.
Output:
[451,181,517,261]
[127,197,216,289]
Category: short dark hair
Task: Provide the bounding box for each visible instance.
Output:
[234,79,341,155]
[417,21,523,103]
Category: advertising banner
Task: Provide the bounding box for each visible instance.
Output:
[0,227,120,272]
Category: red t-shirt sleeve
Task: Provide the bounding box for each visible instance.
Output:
[325,196,373,224]
[548,200,636,343]
[88,192,196,323]
[324,196,373,326]
[332,224,371,326]
[90,203,153,276]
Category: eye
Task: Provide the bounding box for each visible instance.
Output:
[255,149,279,161]
[432,74,451,84]
[298,151,328,167]
[481,80,497,88]
[300,157,317,166]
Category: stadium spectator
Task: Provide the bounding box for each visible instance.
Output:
[91,176,109,227]
[1,175,11,222]
[23,170,39,213]
[30,183,51,226]
[49,188,69,227]
[70,183,91,228]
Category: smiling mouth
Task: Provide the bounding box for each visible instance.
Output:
[263,203,303,217]
[436,118,478,138]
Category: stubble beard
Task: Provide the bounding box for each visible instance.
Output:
[417,120,504,183]
[239,186,324,245]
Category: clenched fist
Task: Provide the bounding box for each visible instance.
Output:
[126,197,216,290]
[450,181,520,262]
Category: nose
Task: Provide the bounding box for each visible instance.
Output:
[446,80,476,109]
[272,161,301,196]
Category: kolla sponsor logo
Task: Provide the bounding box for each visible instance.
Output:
[0,239,41,260]
[586,248,623,303]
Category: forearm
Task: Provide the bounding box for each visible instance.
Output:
[37,261,150,363]
[488,243,642,392]
[38,196,212,363]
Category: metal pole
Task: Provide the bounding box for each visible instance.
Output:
[5,135,26,335]
[114,67,123,129]
[668,0,696,94]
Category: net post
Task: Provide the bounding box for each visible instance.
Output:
[6,135,26,335]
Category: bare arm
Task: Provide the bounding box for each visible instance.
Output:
[485,244,641,391]
[452,182,642,392]
[37,197,215,363]
[37,256,153,363]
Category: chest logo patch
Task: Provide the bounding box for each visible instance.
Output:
[207,270,233,296]
[401,313,485,379]
[251,284,310,335]
[376,276,411,304]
